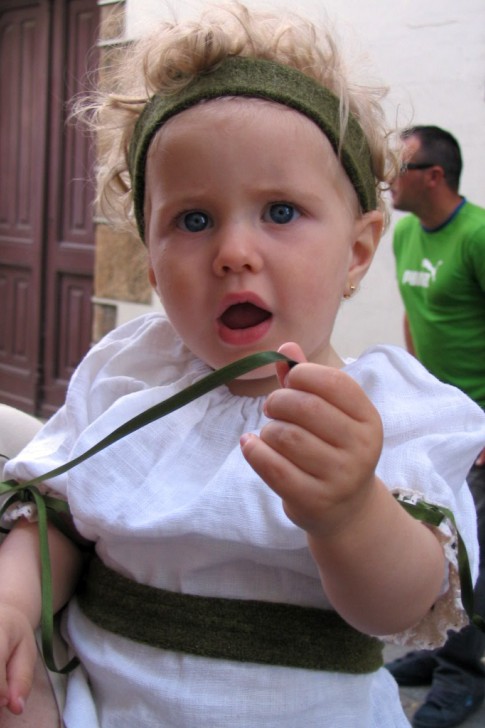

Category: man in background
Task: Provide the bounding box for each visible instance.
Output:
[388,125,485,728]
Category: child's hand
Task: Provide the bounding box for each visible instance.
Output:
[0,603,37,714]
[240,342,383,539]
[242,344,445,634]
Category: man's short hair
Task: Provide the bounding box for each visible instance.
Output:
[402,125,462,191]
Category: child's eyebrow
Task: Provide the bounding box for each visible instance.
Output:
[129,57,376,242]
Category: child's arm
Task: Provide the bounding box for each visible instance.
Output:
[0,520,83,715]
[240,344,445,637]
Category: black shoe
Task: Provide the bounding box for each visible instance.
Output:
[385,650,438,687]
[412,680,485,728]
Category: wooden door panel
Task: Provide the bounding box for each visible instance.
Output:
[0,0,98,416]
[0,1,48,412]
[41,272,92,403]
[0,269,30,357]
[41,0,97,416]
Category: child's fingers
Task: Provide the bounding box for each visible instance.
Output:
[274,343,378,433]
[268,363,381,435]
[275,342,306,388]
[240,431,349,534]
[5,635,37,715]
[0,612,36,715]
[0,631,13,707]
[262,420,354,482]
[264,387,351,449]
[265,385,382,482]
[240,431,312,504]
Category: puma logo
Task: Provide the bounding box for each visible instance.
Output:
[402,258,443,288]
[421,258,443,281]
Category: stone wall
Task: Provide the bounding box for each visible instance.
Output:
[92,0,153,343]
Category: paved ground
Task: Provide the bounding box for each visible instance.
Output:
[384,645,485,727]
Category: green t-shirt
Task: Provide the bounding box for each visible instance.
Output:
[393,200,485,408]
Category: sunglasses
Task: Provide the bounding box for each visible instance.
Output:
[399,162,436,174]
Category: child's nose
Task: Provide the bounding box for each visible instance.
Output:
[212,224,263,276]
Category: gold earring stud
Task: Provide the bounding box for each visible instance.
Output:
[343,283,356,300]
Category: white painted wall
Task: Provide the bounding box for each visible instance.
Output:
[125,0,485,357]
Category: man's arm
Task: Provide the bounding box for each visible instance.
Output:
[403,314,416,356]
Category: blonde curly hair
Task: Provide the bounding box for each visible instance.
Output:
[79,2,395,235]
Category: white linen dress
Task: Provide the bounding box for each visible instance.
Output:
[5,313,485,728]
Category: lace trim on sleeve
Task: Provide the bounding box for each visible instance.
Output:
[382,490,469,649]
[2,501,39,523]
[1,485,65,527]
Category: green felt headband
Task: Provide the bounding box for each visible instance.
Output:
[128,57,377,240]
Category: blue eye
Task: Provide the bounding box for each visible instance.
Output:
[266,203,299,224]
[179,211,211,232]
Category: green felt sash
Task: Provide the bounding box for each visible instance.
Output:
[78,555,384,673]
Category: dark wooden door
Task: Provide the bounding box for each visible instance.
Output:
[0,0,98,417]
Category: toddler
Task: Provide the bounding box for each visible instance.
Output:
[1,3,484,726]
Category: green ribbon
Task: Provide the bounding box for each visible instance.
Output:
[0,350,482,674]
[396,498,484,631]
[0,351,291,672]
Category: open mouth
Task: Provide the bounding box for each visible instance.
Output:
[219,302,272,330]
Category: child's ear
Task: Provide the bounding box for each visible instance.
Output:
[348,210,384,283]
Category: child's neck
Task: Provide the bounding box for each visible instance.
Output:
[228,374,280,398]
[227,346,345,397]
